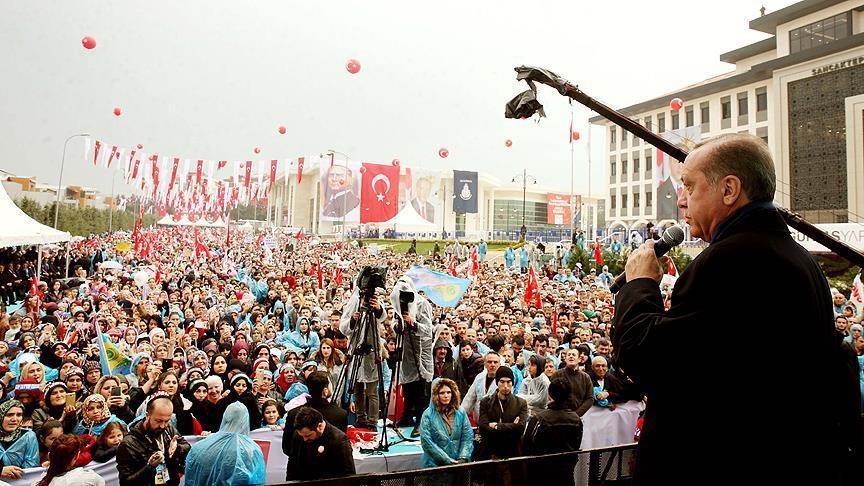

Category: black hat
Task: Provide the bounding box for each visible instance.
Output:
[495,366,514,384]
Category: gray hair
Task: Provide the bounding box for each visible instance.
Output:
[693,133,775,202]
[591,356,608,366]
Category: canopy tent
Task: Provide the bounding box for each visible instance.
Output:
[156,214,228,228]
[0,182,70,248]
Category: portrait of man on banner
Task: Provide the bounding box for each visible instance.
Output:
[320,161,361,221]
[656,127,700,222]
[411,176,436,223]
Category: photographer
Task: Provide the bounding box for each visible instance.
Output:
[339,268,389,431]
[389,277,433,437]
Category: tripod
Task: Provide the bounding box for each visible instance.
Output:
[376,313,424,450]
[332,295,393,451]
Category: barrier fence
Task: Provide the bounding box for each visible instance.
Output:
[280,443,638,486]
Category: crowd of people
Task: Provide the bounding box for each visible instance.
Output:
[0,219,859,486]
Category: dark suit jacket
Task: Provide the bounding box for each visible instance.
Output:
[322,191,360,218]
[588,371,626,404]
[285,398,348,432]
[613,201,862,485]
[284,423,355,481]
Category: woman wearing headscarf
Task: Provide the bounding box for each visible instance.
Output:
[32,381,77,434]
[184,402,266,485]
[223,374,261,433]
[419,378,473,468]
[286,316,320,357]
[73,395,126,437]
[0,399,41,478]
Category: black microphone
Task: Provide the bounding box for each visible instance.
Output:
[609,226,685,293]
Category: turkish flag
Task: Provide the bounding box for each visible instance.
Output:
[196,160,204,186]
[360,163,399,223]
[269,160,278,188]
[168,158,180,192]
[524,267,542,309]
[244,161,253,190]
[297,157,304,184]
[593,239,603,265]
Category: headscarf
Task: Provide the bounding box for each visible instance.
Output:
[0,400,25,444]
[81,394,111,428]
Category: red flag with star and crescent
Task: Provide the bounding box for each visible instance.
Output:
[524,267,542,309]
[359,163,399,223]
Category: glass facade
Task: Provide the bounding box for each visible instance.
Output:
[789,12,851,54]
[787,62,863,223]
[493,199,566,231]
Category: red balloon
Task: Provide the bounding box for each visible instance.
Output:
[505,139,513,147]
[278,126,286,135]
[359,166,367,174]
[254,147,261,154]
[81,36,96,50]
[438,148,449,158]
[392,159,400,167]
[572,131,580,141]
[113,107,121,116]
[670,98,684,111]
[346,59,361,74]
[137,144,143,149]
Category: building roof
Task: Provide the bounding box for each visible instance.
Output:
[749,0,850,34]
[719,36,776,63]
[589,31,864,124]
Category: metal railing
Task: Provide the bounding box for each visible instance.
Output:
[279,443,637,486]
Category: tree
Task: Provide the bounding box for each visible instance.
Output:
[13,198,155,236]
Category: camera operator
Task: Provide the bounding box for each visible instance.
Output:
[389,277,434,437]
[339,269,389,431]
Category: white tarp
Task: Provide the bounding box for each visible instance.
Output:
[0,183,70,247]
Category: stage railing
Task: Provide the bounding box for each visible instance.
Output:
[279,442,638,486]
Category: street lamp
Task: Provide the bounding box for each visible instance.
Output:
[55,133,90,229]
[325,149,351,240]
[511,169,537,241]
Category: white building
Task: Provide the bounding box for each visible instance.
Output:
[267,159,601,241]
[591,0,864,236]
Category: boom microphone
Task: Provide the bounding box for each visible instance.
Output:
[608,226,685,293]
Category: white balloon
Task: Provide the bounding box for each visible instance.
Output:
[134,271,149,287]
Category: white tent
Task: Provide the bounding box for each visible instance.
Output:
[0,182,70,248]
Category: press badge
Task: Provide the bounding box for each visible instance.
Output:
[155,463,169,484]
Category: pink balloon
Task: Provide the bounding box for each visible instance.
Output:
[346,59,361,74]
[113,107,121,116]
[505,139,513,147]
[438,148,449,158]
[392,159,400,167]
[670,98,684,112]
[572,131,580,141]
[137,144,143,149]
[254,147,261,154]
[278,126,286,135]
[81,36,96,50]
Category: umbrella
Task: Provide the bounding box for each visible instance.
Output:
[99,261,123,270]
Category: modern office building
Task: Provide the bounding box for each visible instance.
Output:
[590,0,864,237]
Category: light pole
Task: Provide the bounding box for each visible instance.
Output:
[326,149,351,240]
[511,169,537,241]
[55,133,89,228]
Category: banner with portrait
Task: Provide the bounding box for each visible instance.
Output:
[655,126,700,221]
[320,159,361,222]
[395,167,441,226]
[546,193,571,225]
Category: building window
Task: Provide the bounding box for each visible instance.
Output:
[671,112,679,130]
[633,156,640,175]
[610,126,617,145]
[633,191,640,208]
[621,158,628,175]
[622,194,628,209]
[700,102,710,132]
[645,190,652,208]
[610,156,616,178]
[644,150,653,178]
[657,113,665,133]
[685,106,694,127]
[610,194,616,209]
[756,87,767,122]
[789,12,851,54]
[737,92,749,125]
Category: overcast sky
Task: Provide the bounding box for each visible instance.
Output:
[0,0,795,198]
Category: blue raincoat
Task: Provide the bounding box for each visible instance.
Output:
[504,248,515,268]
[0,430,39,469]
[419,382,473,467]
[184,402,266,486]
[73,415,126,437]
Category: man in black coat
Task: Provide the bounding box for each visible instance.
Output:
[284,371,348,432]
[613,134,861,485]
[523,378,584,486]
[477,366,528,460]
[116,396,191,486]
[285,407,356,481]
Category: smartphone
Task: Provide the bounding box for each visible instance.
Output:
[110,386,122,397]
[162,359,173,371]
[66,394,76,407]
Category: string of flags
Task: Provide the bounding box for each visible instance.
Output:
[83,137,306,221]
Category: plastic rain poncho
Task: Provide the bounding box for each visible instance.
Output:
[183,402,266,486]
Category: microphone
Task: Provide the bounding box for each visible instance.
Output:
[609,226,685,293]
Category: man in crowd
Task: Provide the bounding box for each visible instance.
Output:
[116,395,191,486]
[461,352,501,420]
[284,371,347,432]
[285,407,355,481]
[477,366,528,460]
[553,348,594,416]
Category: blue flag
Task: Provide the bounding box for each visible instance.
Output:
[452,170,478,213]
[404,265,471,308]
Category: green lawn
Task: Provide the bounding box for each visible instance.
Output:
[359,239,516,254]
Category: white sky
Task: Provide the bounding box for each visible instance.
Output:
[0,0,796,198]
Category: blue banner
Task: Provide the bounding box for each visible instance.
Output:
[404,265,471,308]
[452,170,478,213]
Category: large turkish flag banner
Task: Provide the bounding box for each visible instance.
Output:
[360,162,400,223]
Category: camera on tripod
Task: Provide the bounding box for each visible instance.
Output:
[357,265,388,309]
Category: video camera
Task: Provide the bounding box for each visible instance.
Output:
[357,265,388,303]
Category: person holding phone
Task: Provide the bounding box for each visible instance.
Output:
[94,375,135,424]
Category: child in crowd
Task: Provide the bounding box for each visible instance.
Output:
[260,399,285,430]
[91,421,127,463]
